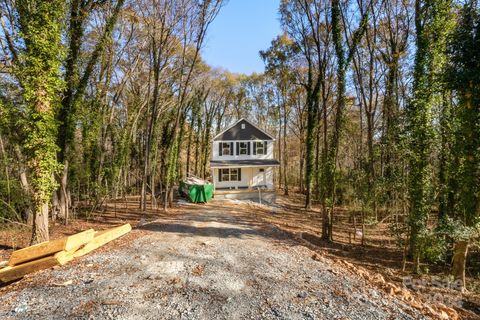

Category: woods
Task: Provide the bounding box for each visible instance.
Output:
[0,0,479,295]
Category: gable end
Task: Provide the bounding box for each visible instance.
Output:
[213,119,275,141]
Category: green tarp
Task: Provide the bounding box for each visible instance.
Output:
[179,181,213,203]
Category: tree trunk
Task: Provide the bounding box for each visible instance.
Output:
[31,202,49,245]
[58,161,69,224]
[19,170,33,225]
[305,84,320,209]
[452,240,468,291]
[283,100,289,195]
[16,147,34,224]
[278,120,282,190]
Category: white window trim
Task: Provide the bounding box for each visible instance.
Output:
[239,142,248,155]
[222,142,231,156]
[254,141,265,155]
[220,168,240,182]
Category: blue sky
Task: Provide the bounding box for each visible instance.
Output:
[202,0,282,75]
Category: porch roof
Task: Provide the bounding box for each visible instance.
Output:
[210,159,280,168]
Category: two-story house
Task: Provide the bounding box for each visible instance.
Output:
[210,118,280,203]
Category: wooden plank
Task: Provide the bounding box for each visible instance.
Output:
[54,245,83,266]
[0,255,59,283]
[8,229,95,266]
[64,229,95,251]
[73,224,131,258]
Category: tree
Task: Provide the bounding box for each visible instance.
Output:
[321,0,370,241]
[445,0,480,289]
[407,0,452,272]
[378,0,410,217]
[14,0,66,243]
[261,34,297,195]
[280,0,331,209]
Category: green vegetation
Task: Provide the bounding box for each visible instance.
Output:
[0,0,478,290]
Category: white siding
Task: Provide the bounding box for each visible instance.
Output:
[213,167,251,189]
[212,140,274,161]
[213,167,274,189]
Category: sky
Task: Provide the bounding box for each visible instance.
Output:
[202,0,282,75]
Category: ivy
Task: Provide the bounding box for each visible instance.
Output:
[15,1,66,206]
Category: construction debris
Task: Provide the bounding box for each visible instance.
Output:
[0,224,131,284]
[73,224,132,258]
[7,229,95,266]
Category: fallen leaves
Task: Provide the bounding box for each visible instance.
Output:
[192,264,205,276]
[334,259,459,320]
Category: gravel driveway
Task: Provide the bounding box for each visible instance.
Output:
[0,202,427,319]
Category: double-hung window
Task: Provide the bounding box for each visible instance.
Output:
[219,168,241,182]
[254,141,266,155]
[221,168,231,181]
[230,168,239,181]
[239,142,248,155]
[221,142,231,155]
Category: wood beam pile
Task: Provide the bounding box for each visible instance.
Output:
[0,223,131,284]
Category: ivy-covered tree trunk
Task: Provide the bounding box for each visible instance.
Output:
[407,0,433,271]
[446,0,480,288]
[407,0,452,272]
[16,0,66,244]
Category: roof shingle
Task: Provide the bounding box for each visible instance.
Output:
[214,119,274,141]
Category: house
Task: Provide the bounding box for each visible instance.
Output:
[210,118,280,203]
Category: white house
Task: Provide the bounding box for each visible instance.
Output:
[210,119,280,202]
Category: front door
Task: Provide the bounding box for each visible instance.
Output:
[253,168,266,187]
[259,168,266,186]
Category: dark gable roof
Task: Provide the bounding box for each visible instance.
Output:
[214,119,274,141]
[210,159,280,168]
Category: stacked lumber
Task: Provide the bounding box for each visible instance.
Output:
[0,223,131,284]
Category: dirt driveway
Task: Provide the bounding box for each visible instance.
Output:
[0,201,427,319]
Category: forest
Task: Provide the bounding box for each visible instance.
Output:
[0,0,479,296]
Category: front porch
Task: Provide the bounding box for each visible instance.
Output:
[210,166,275,190]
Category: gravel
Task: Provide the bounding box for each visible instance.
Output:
[0,205,428,319]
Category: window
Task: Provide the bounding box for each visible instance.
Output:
[239,142,248,155]
[221,168,230,181]
[218,168,242,182]
[230,168,238,181]
[241,123,245,129]
[254,141,266,155]
[221,142,231,155]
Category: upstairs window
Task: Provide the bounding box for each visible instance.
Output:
[237,142,248,155]
[253,141,267,155]
[219,142,233,156]
[222,143,231,155]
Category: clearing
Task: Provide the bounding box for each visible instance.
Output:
[0,200,440,319]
